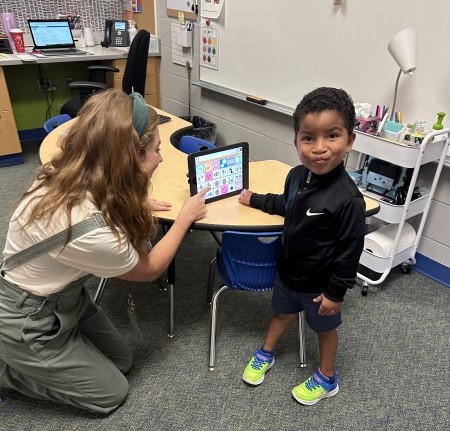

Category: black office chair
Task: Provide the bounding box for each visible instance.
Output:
[122,29,150,96]
[92,30,154,308]
[60,64,119,117]
[61,29,151,119]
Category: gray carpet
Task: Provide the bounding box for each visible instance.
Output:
[0,142,449,431]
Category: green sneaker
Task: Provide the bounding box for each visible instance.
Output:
[292,369,339,405]
[242,349,274,386]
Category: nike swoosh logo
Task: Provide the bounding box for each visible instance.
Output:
[306,208,325,216]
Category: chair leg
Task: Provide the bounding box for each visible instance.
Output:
[297,310,307,368]
[94,278,108,304]
[205,256,217,305]
[209,285,228,371]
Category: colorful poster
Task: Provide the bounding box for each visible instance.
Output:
[200,20,219,70]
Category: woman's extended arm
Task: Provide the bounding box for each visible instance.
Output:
[118,188,209,282]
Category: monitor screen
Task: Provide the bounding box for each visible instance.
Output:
[28,19,74,48]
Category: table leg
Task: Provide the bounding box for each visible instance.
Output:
[167,257,175,338]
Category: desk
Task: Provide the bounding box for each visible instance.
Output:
[0,45,161,166]
[41,111,380,336]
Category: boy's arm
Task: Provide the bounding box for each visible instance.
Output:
[238,168,294,216]
[249,192,286,216]
[324,197,366,302]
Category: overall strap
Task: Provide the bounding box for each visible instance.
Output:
[1,213,106,272]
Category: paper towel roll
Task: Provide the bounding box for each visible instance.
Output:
[364,222,416,258]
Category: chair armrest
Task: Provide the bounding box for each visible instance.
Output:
[68,81,108,91]
[86,65,120,73]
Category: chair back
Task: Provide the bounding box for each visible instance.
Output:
[43,114,71,134]
[217,231,283,291]
[179,135,216,154]
[122,29,150,95]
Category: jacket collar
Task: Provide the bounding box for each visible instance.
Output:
[304,162,346,185]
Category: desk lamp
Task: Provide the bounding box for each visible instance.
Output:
[387,28,417,121]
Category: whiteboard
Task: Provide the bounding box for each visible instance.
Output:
[166,0,196,19]
[199,0,450,128]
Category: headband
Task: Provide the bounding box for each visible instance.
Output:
[129,92,149,138]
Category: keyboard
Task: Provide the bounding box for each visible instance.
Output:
[159,114,171,124]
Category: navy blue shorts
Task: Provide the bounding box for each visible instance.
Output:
[271,273,342,332]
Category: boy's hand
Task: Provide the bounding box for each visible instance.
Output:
[238,189,253,206]
[313,294,342,316]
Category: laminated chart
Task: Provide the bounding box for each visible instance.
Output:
[200,20,219,70]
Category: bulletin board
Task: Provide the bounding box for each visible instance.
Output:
[199,0,450,127]
[166,0,197,20]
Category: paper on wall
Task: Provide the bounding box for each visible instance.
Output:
[201,0,224,19]
[200,20,219,70]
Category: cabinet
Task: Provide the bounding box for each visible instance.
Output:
[106,57,161,108]
[353,129,450,293]
[0,67,23,166]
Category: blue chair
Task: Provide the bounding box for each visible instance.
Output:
[43,114,71,134]
[208,231,307,371]
[178,135,216,154]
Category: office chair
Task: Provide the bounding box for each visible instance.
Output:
[92,31,152,308]
[122,29,150,96]
[178,135,217,154]
[43,114,71,134]
[61,29,151,119]
[208,231,307,371]
[60,65,120,118]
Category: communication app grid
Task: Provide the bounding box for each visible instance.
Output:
[195,147,244,200]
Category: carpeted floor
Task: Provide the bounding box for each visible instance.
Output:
[0,142,448,430]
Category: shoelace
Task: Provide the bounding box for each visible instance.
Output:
[251,356,270,370]
[305,377,321,391]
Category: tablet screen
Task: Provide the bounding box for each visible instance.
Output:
[187,142,249,203]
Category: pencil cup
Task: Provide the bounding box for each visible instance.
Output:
[10,28,25,53]
[83,27,96,47]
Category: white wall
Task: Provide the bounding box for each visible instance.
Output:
[155,0,449,269]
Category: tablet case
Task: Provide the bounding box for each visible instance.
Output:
[187,142,249,203]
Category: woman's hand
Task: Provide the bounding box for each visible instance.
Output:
[313,294,342,316]
[238,189,253,206]
[175,187,210,229]
[148,198,172,211]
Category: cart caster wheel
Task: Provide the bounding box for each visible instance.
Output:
[401,262,411,274]
[361,282,369,296]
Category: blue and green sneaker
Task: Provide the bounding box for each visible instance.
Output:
[242,348,274,386]
[292,369,339,405]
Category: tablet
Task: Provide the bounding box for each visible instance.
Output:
[187,142,249,203]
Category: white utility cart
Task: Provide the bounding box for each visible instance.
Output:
[353,128,450,295]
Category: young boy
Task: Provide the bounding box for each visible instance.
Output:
[238,87,366,405]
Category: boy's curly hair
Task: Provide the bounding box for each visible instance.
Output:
[293,87,356,137]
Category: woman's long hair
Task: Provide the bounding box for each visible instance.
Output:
[19,88,159,254]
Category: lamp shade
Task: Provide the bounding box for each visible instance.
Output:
[388,28,417,74]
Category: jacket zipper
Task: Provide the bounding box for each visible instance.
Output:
[285,170,313,257]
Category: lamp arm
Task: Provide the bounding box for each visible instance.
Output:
[390,69,402,121]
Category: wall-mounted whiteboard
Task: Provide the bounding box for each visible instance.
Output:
[166,0,196,20]
[199,0,450,129]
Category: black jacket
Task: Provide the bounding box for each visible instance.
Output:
[250,163,365,302]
